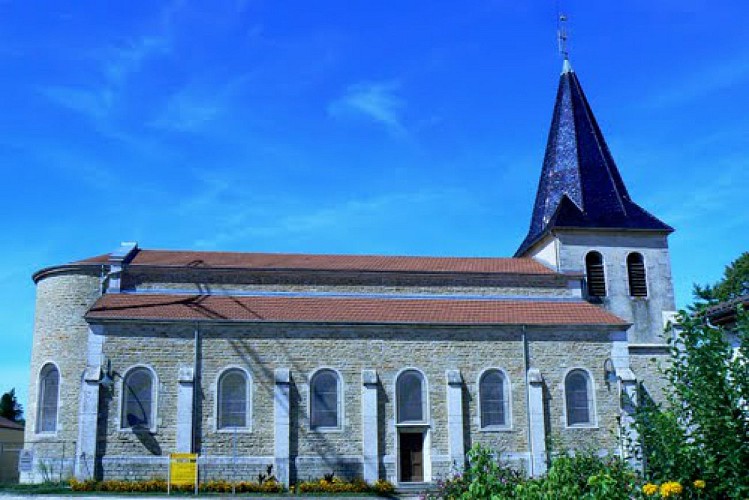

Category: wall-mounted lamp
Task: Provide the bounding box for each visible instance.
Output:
[99,358,115,390]
[603,358,617,384]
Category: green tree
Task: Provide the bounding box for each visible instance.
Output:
[0,388,24,422]
[632,251,749,498]
[693,251,749,306]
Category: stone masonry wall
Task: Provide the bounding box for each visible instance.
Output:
[97,323,622,483]
[23,271,101,483]
[557,231,676,345]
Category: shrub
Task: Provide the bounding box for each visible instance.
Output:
[429,445,638,500]
[631,306,749,498]
[429,444,523,499]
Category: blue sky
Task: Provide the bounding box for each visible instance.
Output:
[1,1,747,410]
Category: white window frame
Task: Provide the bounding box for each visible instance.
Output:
[308,367,344,432]
[477,368,513,431]
[215,366,253,433]
[395,367,430,426]
[562,367,598,429]
[118,365,159,433]
[36,361,61,436]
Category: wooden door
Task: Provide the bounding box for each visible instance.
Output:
[399,432,424,482]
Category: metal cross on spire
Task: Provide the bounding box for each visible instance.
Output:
[557,12,569,60]
[557,10,572,73]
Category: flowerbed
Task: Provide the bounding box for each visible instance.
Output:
[70,476,394,495]
[69,478,284,493]
[296,477,394,496]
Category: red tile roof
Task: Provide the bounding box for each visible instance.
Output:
[86,293,626,326]
[75,249,557,275]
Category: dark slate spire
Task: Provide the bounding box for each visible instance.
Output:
[515,60,672,256]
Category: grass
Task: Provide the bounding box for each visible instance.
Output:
[0,482,72,494]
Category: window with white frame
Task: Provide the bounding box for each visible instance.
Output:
[121,367,156,430]
[37,363,59,433]
[565,369,594,426]
[479,369,509,428]
[310,369,340,429]
[218,369,250,430]
[396,370,427,424]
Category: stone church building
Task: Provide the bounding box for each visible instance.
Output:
[22,59,676,485]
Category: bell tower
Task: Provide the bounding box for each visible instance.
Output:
[516,57,676,345]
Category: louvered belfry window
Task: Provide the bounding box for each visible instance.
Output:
[627,253,648,297]
[585,252,606,298]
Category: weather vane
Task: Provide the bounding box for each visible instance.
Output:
[557,12,569,60]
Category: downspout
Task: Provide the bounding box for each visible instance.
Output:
[522,325,534,477]
[193,325,200,454]
[617,377,624,459]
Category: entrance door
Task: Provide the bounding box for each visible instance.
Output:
[399,432,424,482]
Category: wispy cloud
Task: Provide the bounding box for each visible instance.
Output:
[328,81,406,135]
[646,53,749,107]
[100,35,171,86]
[185,184,455,250]
[150,87,221,132]
[149,74,252,132]
[643,159,748,236]
[38,86,114,121]
[38,4,177,125]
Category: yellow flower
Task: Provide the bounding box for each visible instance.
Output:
[660,481,683,497]
[642,483,658,496]
[694,479,706,489]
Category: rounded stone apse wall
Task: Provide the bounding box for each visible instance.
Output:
[22,270,101,483]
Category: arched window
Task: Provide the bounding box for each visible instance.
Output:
[218,369,250,430]
[122,367,156,430]
[479,370,509,428]
[585,251,606,298]
[37,363,59,433]
[565,369,594,426]
[397,370,427,424]
[310,369,340,429]
[627,252,648,297]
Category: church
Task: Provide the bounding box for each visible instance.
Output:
[21,57,676,486]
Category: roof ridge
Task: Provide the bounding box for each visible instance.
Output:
[135,248,530,261]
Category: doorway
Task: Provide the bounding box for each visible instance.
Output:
[399,431,424,482]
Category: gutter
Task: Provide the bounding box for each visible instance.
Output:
[83,316,630,330]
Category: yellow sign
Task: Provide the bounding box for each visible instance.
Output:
[169,453,198,487]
